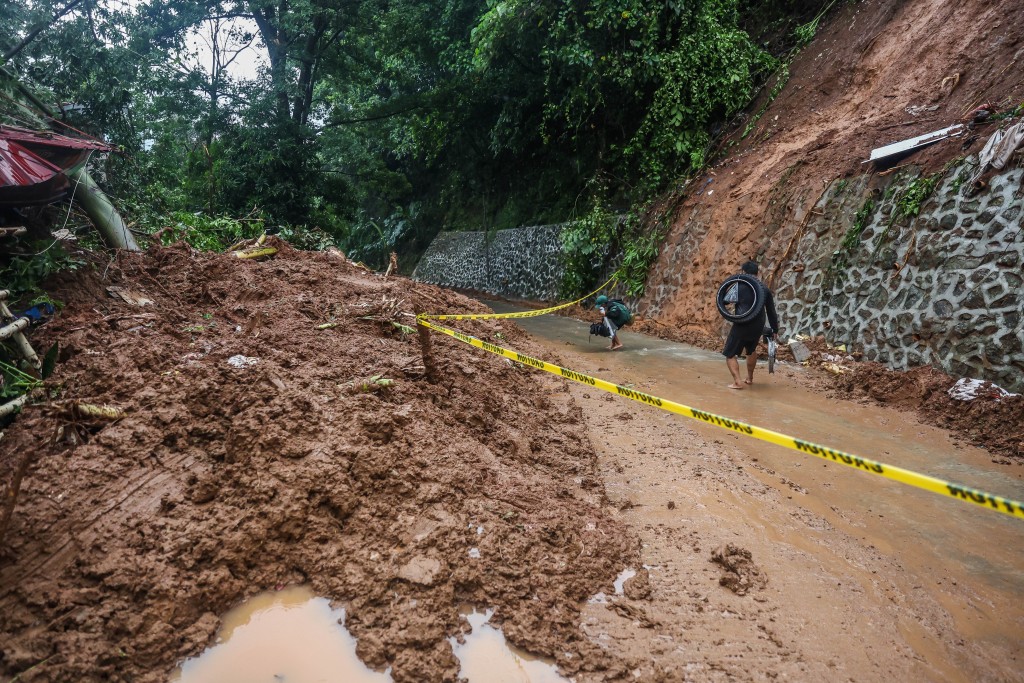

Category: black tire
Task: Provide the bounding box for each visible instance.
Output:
[716,274,767,324]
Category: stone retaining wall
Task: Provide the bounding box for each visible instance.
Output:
[412,224,566,301]
[774,162,1023,392]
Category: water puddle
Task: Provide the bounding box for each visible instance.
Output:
[170,585,390,683]
[450,608,568,683]
[613,568,636,595]
[172,589,567,683]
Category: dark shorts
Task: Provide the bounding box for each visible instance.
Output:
[722,325,761,358]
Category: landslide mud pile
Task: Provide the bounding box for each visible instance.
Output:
[0,243,635,682]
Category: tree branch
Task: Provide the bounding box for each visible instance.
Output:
[323,103,424,127]
[2,0,87,64]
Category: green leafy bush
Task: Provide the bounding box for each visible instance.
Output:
[559,196,619,297]
[157,212,263,251]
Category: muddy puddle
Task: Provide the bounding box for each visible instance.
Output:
[485,300,1024,667]
[450,608,567,682]
[171,586,390,683]
[172,587,565,683]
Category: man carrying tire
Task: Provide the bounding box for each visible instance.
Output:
[720,261,779,389]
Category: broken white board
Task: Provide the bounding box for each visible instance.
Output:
[865,124,965,164]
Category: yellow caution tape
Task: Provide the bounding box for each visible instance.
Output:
[417,317,1024,520]
[418,276,617,321]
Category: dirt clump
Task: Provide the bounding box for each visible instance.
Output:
[832,362,1024,460]
[621,567,651,601]
[710,543,768,596]
[0,242,636,682]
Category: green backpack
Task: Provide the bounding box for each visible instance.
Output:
[606,299,633,327]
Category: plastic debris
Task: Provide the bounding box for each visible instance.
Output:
[947,378,1018,402]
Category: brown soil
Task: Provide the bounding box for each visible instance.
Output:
[2,245,1021,682]
[641,0,1024,338]
[831,362,1024,460]
[556,337,1024,682]
[4,1,1024,677]
[0,243,635,682]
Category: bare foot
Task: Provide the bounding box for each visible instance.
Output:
[744,378,753,385]
[611,344,624,350]
[728,382,744,389]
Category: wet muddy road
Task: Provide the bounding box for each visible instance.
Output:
[488,300,1024,682]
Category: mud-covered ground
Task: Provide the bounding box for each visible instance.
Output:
[2,245,1023,682]
[0,243,637,682]
[559,301,1024,461]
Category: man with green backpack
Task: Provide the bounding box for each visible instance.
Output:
[594,294,633,350]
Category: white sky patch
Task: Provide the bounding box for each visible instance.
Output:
[182,16,267,82]
[117,0,267,82]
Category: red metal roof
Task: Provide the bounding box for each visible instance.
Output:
[0,138,63,186]
[0,125,109,205]
[0,124,111,152]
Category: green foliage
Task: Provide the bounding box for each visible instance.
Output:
[2,0,827,273]
[616,225,662,298]
[0,243,86,299]
[825,196,876,288]
[559,197,619,297]
[613,202,674,298]
[842,198,876,251]
[0,358,42,401]
[872,170,942,251]
[890,173,941,225]
[149,211,337,253]
[275,224,338,252]
[469,0,778,196]
[559,189,669,299]
[792,19,818,48]
[159,212,264,251]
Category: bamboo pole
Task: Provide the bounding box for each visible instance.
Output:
[0,301,41,370]
[232,246,277,260]
[65,166,139,251]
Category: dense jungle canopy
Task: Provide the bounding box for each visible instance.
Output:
[2,0,826,268]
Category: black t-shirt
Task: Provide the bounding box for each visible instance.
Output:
[734,282,778,338]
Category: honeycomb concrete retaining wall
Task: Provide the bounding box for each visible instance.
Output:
[412,225,567,301]
[773,161,1023,392]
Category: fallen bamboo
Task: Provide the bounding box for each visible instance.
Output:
[0,300,41,370]
[62,402,125,420]
[0,317,29,340]
[0,394,28,419]
[232,246,278,260]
